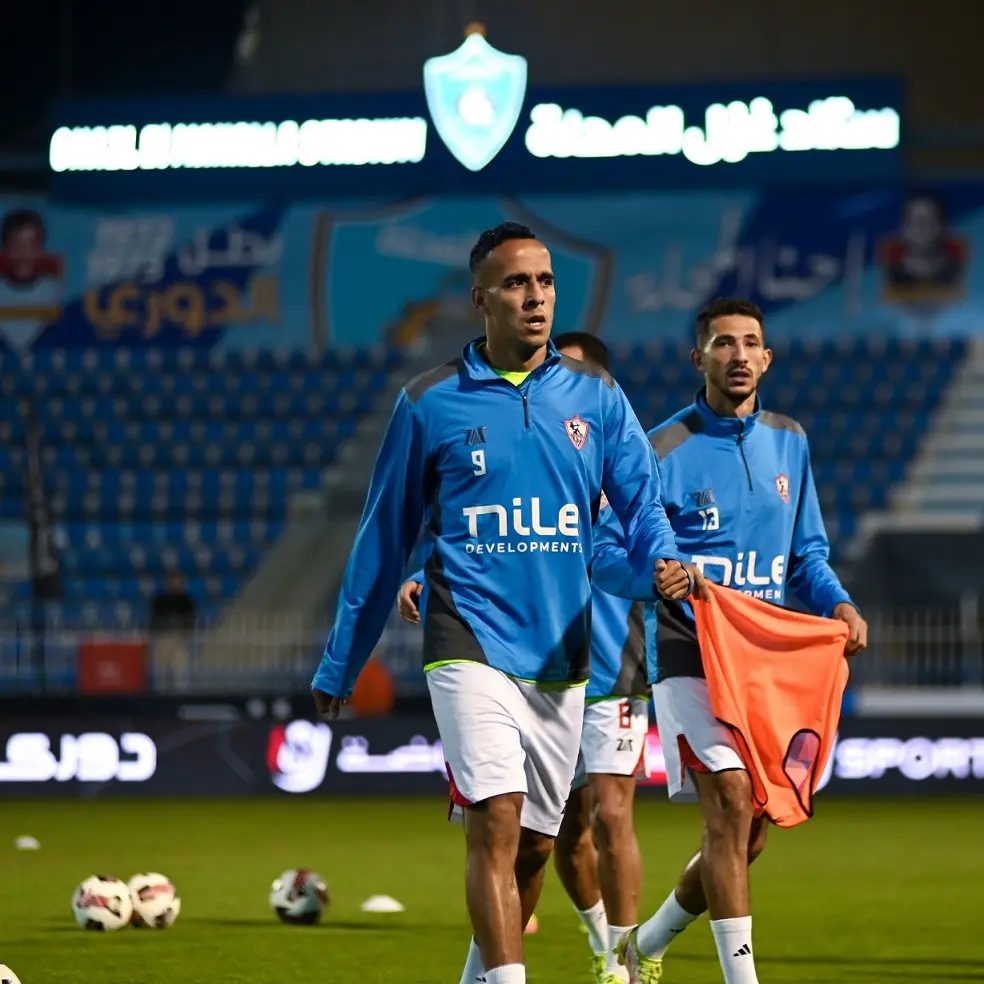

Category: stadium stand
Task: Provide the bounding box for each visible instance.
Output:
[0,336,967,635]
[0,345,404,630]
[611,336,969,566]
[890,339,984,514]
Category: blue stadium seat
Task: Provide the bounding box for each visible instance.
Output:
[3,336,960,619]
[0,345,406,622]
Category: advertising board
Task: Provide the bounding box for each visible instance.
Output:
[4,180,982,355]
[0,716,979,799]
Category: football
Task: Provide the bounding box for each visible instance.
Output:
[269,868,329,925]
[71,875,133,931]
[0,964,22,984]
[128,872,181,929]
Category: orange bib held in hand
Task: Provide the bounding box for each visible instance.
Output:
[692,582,849,828]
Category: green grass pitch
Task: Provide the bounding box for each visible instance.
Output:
[0,796,981,983]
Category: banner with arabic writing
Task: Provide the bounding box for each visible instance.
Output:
[2,183,984,353]
[0,715,980,798]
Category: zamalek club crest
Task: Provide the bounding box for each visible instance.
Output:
[775,473,790,504]
[565,415,588,450]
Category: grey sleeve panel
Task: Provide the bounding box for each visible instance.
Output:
[558,354,616,389]
[759,410,806,437]
[404,359,464,404]
[648,410,704,460]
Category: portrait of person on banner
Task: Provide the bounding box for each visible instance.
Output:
[0,208,65,352]
[880,191,969,307]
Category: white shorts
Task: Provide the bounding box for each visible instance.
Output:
[571,697,650,791]
[427,661,585,837]
[651,676,745,803]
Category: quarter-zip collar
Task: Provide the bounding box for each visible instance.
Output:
[462,336,562,381]
[692,388,762,438]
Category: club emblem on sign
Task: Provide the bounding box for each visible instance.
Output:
[422,25,528,173]
[565,415,589,450]
[775,473,790,504]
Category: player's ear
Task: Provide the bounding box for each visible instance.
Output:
[762,347,773,374]
[471,285,485,313]
[690,347,705,374]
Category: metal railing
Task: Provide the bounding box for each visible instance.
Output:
[0,605,981,697]
[854,606,983,688]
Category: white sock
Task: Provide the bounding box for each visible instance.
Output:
[710,917,759,984]
[458,937,485,984]
[605,925,633,979]
[575,899,609,955]
[484,965,526,984]
[636,891,700,957]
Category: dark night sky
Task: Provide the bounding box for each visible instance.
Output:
[1,1,246,151]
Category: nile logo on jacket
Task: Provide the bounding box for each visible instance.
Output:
[690,551,787,602]
[460,498,584,555]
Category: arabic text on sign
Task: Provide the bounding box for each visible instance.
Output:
[82,273,280,339]
[525,96,900,165]
[177,226,284,276]
[0,732,157,782]
[48,95,899,173]
[621,206,868,312]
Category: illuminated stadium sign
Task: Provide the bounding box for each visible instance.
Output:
[47,72,903,195]
[525,96,899,165]
[50,95,899,174]
[49,118,429,172]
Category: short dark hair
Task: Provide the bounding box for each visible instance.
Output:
[553,331,610,372]
[1,209,45,247]
[469,221,537,275]
[695,296,764,349]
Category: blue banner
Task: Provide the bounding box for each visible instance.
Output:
[48,74,902,202]
[2,181,982,353]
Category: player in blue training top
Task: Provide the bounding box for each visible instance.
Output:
[311,222,700,984]
[398,332,658,984]
[590,297,868,984]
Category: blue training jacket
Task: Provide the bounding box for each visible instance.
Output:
[584,501,648,700]
[405,497,647,702]
[312,338,680,698]
[592,390,855,682]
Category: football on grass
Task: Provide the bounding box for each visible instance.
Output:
[0,964,22,984]
[269,868,329,925]
[71,875,133,930]
[128,872,181,929]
